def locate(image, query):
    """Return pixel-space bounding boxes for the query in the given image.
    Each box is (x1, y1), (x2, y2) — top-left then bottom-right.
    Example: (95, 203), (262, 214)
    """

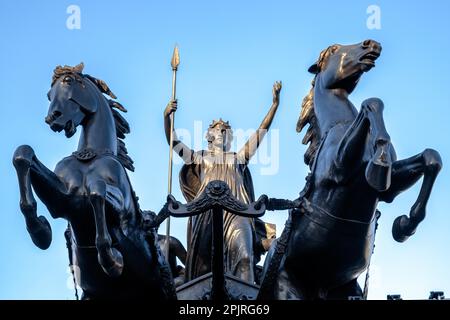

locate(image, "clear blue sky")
(0, 0), (449, 299)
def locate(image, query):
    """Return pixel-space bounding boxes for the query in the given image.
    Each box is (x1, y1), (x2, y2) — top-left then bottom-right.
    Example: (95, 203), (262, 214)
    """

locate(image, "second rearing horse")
(13, 63), (176, 299)
(260, 40), (442, 300)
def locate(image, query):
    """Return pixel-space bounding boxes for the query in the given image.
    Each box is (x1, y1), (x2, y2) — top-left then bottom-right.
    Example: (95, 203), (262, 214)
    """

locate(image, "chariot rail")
(166, 180), (294, 300)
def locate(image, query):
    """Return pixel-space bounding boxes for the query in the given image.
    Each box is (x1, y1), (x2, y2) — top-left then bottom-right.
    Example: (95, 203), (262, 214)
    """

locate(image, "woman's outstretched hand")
(273, 81), (282, 104)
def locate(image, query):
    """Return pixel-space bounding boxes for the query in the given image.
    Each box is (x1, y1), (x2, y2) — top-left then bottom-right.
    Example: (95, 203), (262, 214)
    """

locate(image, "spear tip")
(171, 45), (180, 70)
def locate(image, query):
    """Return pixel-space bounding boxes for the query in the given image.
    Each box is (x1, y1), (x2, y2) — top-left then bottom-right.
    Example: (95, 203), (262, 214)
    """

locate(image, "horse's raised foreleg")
(12, 145), (63, 249)
(335, 105), (371, 174)
(380, 149), (442, 242)
(335, 98), (393, 191)
(88, 180), (124, 277)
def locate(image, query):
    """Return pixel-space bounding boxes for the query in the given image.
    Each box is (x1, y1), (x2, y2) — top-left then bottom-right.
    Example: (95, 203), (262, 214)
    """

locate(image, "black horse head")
(45, 62), (120, 138)
(297, 40), (383, 167)
(309, 40), (382, 94)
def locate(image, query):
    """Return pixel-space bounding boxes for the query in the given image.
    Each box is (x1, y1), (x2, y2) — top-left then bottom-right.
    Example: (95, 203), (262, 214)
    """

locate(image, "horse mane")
(296, 45), (335, 168)
(52, 63), (135, 172)
(296, 82), (319, 168)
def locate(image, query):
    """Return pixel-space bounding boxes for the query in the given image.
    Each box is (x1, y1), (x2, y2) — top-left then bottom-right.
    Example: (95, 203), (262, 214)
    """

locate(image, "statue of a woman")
(163, 82), (281, 284)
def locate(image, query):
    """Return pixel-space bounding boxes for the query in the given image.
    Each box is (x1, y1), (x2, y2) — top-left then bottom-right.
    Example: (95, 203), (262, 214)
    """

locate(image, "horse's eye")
(63, 76), (73, 84)
(331, 45), (339, 53)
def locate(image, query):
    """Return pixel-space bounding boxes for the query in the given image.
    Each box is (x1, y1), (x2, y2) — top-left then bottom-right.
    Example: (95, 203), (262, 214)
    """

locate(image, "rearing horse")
(259, 40), (442, 300)
(13, 63), (175, 299)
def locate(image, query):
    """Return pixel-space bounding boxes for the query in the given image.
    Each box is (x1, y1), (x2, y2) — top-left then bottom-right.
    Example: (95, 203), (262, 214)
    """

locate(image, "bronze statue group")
(12, 39), (442, 300)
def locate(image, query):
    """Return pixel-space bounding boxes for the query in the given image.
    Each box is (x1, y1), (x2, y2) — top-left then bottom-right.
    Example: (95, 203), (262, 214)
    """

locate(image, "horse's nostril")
(45, 111), (62, 124)
(362, 40), (372, 48)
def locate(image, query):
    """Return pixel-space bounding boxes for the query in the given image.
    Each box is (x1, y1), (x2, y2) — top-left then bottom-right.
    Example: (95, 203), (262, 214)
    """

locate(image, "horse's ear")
(308, 63), (320, 74)
(73, 62), (84, 73)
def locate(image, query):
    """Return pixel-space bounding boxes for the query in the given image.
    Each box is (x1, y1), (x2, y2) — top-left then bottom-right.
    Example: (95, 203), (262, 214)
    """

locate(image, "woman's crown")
(209, 118), (231, 129)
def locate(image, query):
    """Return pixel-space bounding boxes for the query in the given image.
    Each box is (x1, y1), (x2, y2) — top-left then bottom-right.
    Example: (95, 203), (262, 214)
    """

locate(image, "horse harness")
(72, 148), (116, 162)
(258, 120), (378, 299)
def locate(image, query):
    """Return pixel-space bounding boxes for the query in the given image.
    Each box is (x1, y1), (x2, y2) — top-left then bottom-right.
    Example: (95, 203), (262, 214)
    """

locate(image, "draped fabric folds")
(179, 151), (274, 283)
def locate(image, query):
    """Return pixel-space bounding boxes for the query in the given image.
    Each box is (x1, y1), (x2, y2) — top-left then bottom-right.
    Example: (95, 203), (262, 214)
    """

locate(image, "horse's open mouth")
(49, 120), (76, 138)
(360, 51), (381, 66)
(64, 120), (77, 138)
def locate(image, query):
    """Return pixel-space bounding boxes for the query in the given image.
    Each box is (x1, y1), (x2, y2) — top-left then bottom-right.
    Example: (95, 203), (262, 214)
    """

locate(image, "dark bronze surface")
(259, 40), (442, 300)
(164, 82), (281, 285)
(167, 180), (268, 300)
(13, 63), (176, 299)
(12, 41), (443, 300)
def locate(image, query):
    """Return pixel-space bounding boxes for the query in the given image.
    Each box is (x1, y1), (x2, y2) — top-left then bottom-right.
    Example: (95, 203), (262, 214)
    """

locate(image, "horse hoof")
(27, 216), (52, 250)
(392, 215), (415, 243)
(98, 247), (124, 277)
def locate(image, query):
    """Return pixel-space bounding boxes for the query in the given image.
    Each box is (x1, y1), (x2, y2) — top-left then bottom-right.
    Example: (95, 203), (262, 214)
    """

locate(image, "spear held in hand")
(165, 46), (180, 260)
